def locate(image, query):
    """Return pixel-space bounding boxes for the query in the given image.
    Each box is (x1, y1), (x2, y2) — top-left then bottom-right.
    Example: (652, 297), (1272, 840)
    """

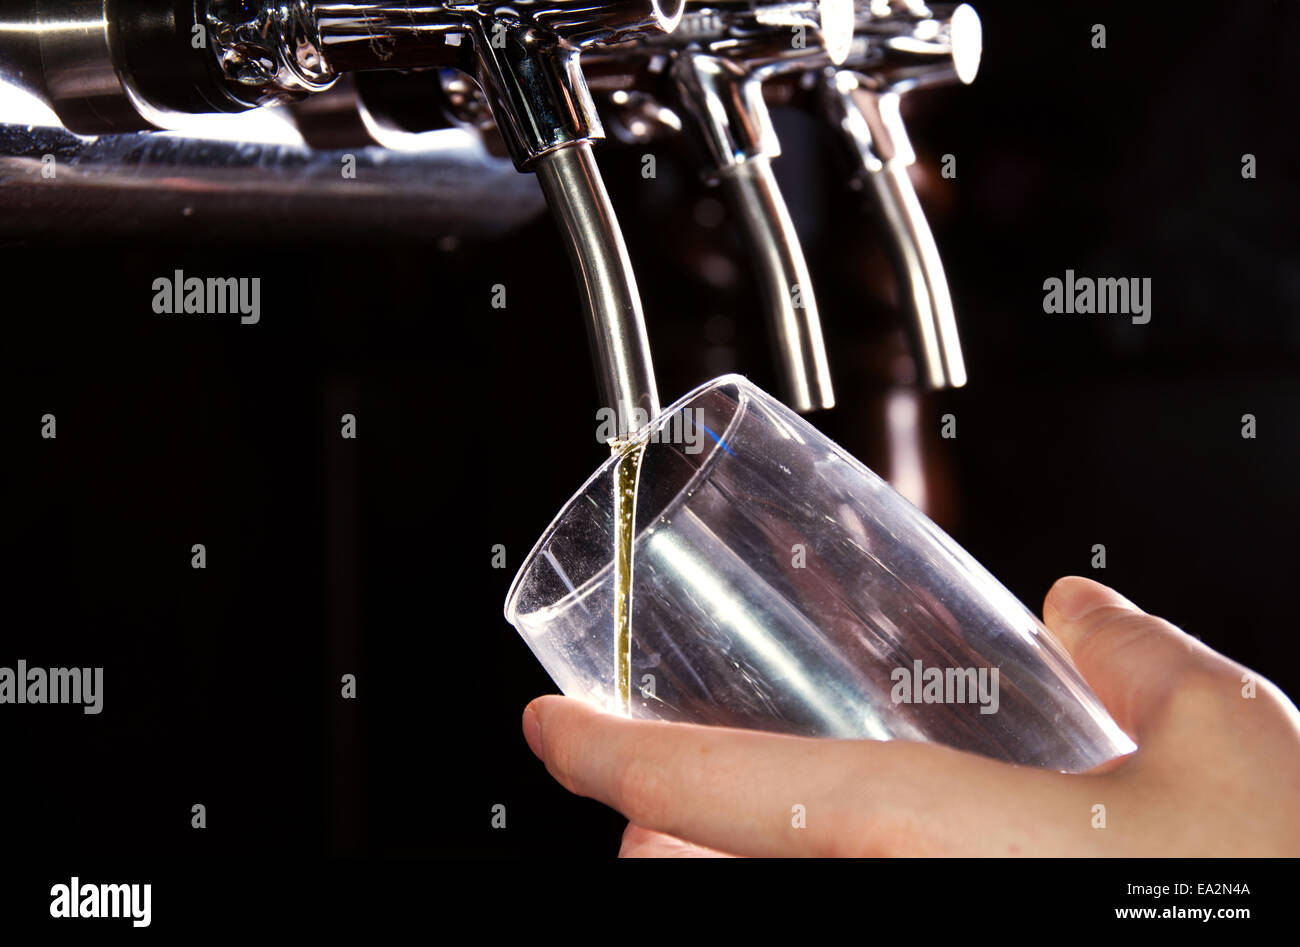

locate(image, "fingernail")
(522, 703), (543, 760)
(1048, 576), (1139, 622)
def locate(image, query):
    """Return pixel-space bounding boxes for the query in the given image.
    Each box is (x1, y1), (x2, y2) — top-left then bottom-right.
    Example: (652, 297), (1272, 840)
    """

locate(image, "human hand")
(521, 576), (1300, 856)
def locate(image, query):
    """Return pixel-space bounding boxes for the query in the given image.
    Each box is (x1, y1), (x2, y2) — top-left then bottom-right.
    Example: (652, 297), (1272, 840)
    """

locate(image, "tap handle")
(719, 156), (836, 412)
(825, 74), (965, 388)
(670, 53), (835, 412)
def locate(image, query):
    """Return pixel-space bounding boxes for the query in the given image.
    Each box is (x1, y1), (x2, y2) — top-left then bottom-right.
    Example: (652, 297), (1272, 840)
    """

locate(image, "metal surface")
(203, 0), (676, 421)
(34, 0), (149, 133)
(844, 0), (981, 91)
(467, 18), (604, 168)
(204, 0), (340, 105)
(825, 76), (964, 387)
(301, 1), (467, 74)
(719, 157), (834, 411)
(822, 1), (980, 388)
(569, 2), (848, 410)
(535, 142), (660, 438)
(0, 117), (546, 240)
(648, 2), (845, 410)
(667, 52), (776, 170)
(195, 0), (684, 166)
(1, 0), (980, 412)
(580, 0), (979, 395)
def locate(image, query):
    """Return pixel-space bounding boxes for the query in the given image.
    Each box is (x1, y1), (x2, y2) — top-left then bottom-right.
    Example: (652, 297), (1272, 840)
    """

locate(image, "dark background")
(1, 0), (1297, 859)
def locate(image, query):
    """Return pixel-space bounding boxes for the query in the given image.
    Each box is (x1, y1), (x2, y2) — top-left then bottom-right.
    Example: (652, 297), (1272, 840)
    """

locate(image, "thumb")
(1042, 576), (1232, 742)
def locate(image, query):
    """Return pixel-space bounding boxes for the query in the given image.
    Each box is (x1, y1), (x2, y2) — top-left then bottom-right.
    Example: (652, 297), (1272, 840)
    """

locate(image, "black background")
(1, 0), (1297, 861)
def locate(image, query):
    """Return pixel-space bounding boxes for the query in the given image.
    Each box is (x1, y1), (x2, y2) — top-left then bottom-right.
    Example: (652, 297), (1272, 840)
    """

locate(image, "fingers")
(524, 695), (852, 856)
(1042, 576), (1238, 741)
(523, 695), (1095, 857)
(521, 578), (1296, 857)
(619, 824), (734, 858)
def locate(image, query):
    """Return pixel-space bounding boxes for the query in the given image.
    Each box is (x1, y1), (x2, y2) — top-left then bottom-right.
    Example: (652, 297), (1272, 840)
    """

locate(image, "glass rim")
(502, 372), (758, 625)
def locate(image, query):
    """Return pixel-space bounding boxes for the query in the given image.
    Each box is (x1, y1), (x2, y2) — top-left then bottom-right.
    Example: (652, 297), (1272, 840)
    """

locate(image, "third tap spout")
(820, 1), (982, 389)
(825, 71), (966, 388)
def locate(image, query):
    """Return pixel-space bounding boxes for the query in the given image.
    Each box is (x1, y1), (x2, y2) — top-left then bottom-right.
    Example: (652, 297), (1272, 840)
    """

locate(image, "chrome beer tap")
(587, 0), (853, 413)
(588, 0), (979, 394)
(817, 0), (981, 389)
(658, 1), (851, 413)
(32, 0), (681, 435)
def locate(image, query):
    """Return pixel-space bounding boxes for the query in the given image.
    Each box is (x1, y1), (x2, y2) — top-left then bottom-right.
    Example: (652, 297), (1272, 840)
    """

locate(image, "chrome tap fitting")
(585, 0), (851, 413)
(191, 0), (675, 433)
(821, 0), (981, 389)
(25, 5), (675, 437)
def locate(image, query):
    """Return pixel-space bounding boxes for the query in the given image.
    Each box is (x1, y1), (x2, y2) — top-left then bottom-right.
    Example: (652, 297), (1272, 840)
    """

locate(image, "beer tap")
(587, 0), (979, 394)
(34, 0), (684, 436)
(818, 0), (981, 389)
(588, 0), (852, 413)
(659, 1), (852, 412)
